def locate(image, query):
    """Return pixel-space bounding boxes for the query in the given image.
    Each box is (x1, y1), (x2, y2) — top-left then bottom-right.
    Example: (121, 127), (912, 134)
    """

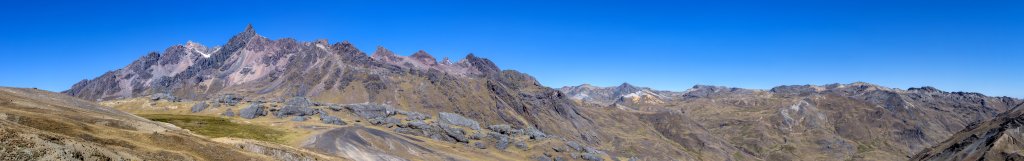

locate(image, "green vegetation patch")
(140, 114), (286, 143)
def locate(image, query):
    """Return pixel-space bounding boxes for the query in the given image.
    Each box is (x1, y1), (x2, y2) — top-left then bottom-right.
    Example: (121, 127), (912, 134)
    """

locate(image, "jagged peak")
(617, 82), (638, 89)
(411, 50), (433, 58)
(244, 24), (255, 33)
(461, 53), (500, 75)
(185, 40), (206, 48)
(334, 40), (355, 49)
(236, 24), (258, 38)
(441, 57), (453, 65)
(373, 46), (395, 55)
(410, 50), (437, 64)
(314, 39), (329, 45)
(908, 86), (942, 93)
(226, 24), (261, 48)
(371, 46), (400, 61)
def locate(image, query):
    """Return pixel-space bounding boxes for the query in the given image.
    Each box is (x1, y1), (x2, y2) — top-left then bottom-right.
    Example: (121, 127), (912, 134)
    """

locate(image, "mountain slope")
(563, 82), (1022, 160)
(63, 25), (599, 143)
(63, 25), (681, 160)
(911, 101), (1024, 161)
(60, 24), (1024, 161)
(0, 87), (339, 161)
(559, 83), (678, 107)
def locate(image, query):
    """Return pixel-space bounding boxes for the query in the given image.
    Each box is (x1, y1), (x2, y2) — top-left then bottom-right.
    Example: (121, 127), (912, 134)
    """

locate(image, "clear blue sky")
(1, 0), (1021, 98)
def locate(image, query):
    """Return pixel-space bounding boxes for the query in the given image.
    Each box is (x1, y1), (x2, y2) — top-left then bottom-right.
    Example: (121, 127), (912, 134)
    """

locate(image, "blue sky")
(0, 0), (1021, 98)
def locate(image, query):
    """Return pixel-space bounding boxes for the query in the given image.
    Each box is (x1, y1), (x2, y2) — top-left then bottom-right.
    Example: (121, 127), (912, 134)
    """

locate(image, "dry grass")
(140, 114), (287, 144)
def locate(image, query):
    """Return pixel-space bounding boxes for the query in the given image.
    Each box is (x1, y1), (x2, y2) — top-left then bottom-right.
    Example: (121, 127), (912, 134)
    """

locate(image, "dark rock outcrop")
(490, 132), (511, 150)
(218, 94), (243, 106)
(222, 108), (235, 117)
(438, 112), (481, 130)
(319, 113), (347, 125)
(344, 103), (396, 119)
(474, 142), (487, 149)
(275, 97), (316, 118)
(190, 102), (208, 113)
(239, 103), (266, 119)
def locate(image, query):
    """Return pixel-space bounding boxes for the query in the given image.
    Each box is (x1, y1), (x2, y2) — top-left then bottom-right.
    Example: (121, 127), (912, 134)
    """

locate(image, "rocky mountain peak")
(616, 90), (666, 106)
(613, 83), (642, 96)
(370, 46), (400, 61)
(185, 40), (203, 48)
(908, 86), (942, 93)
(462, 53), (500, 75)
(225, 24), (263, 50)
(410, 50), (437, 65)
(244, 23), (255, 32)
(682, 85), (756, 98)
(440, 57), (453, 65)
(578, 84), (597, 89)
(617, 82), (635, 88)
(314, 39), (329, 46)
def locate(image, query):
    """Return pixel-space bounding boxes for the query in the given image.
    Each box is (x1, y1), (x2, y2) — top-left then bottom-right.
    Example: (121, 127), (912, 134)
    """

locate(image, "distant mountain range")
(17, 24), (1019, 161)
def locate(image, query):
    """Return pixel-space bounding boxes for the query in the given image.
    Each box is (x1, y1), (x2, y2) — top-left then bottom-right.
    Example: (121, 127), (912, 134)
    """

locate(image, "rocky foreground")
(0, 87), (341, 161)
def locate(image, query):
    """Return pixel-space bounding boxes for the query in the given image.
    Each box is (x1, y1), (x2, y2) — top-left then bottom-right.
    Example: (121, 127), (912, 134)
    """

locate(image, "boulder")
(474, 142), (487, 149)
(422, 124), (455, 142)
(239, 103), (266, 119)
(552, 145), (567, 152)
(438, 112), (481, 130)
(275, 97), (316, 118)
(327, 104), (344, 111)
(190, 102), (208, 113)
(526, 128), (548, 140)
(405, 120), (430, 129)
(344, 103), (397, 119)
(218, 94), (243, 106)
(489, 132), (511, 150)
(488, 124), (523, 135)
(394, 127), (420, 135)
(398, 110), (430, 121)
(222, 108), (235, 117)
(440, 124), (469, 143)
(515, 141), (528, 149)
(534, 155), (553, 161)
(319, 115), (347, 125)
(580, 153), (604, 161)
(368, 117), (401, 127)
(291, 116), (308, 122)
(469, 132), (486, 140)
(566, 141), (583, 151)
(150, 93), (177, 101)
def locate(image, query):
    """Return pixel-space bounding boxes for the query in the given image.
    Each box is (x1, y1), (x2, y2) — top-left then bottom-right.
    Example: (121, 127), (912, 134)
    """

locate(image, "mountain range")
(2, 25), (1019, 161)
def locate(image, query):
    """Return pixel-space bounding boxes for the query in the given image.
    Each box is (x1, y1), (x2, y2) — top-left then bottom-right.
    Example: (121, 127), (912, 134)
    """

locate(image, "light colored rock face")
(559, 83), (681, 106)
(370, 47), (483, 76)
